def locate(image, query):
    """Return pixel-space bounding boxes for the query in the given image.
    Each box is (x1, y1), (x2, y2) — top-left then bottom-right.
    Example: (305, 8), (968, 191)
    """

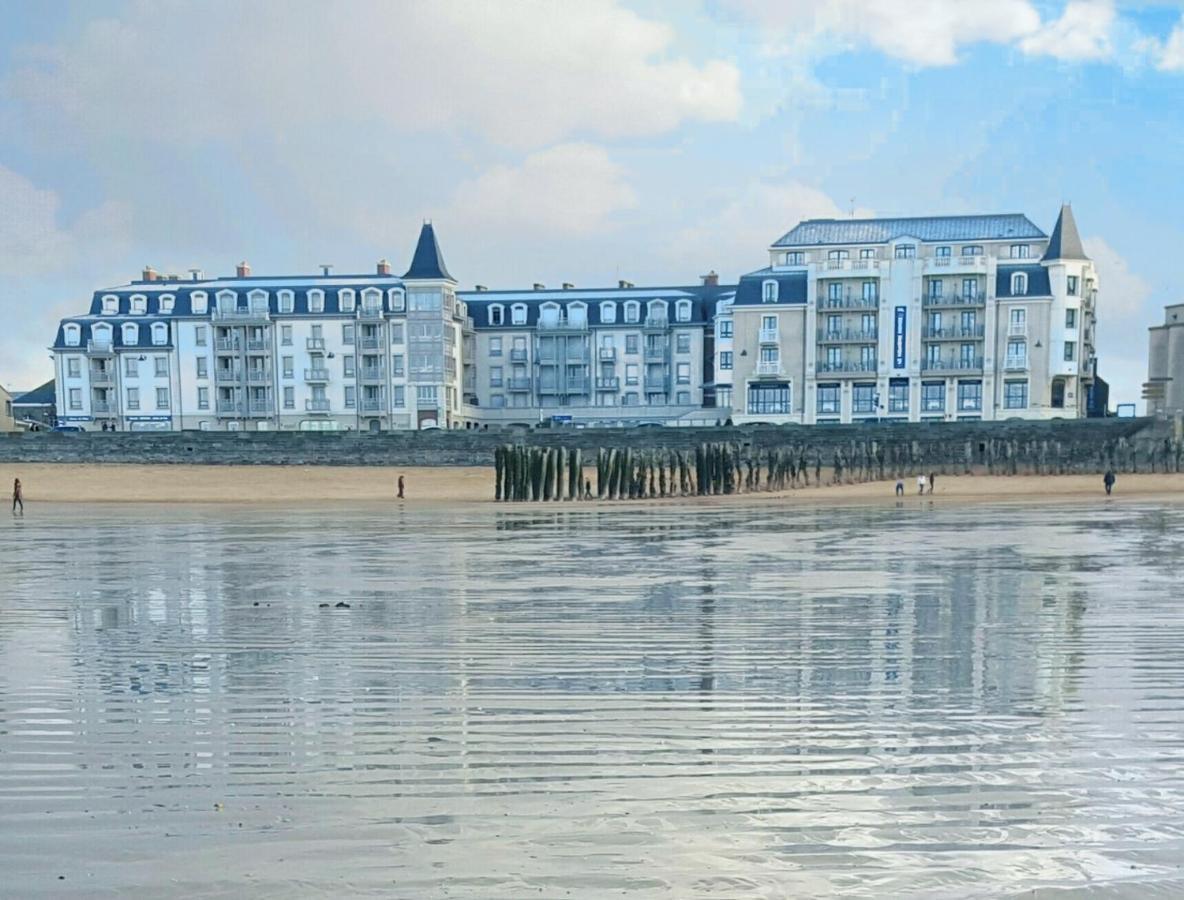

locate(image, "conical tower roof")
(1042, 203), (1088, 261)
(403, 222), (453, 280)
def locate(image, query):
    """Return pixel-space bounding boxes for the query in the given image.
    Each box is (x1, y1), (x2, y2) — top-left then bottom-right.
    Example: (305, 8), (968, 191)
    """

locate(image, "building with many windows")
(50, 206), (1098, 430)
(1144, 302), (1184, 417)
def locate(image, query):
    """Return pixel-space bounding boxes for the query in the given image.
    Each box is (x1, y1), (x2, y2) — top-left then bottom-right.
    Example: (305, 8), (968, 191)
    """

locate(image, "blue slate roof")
(82, 282), (405, 318)
(403, 223), (453, 280)
(53, 320), (175, 350)
(996, 264), (1052, 298)
(732, 270), (807, 306)
(1042, 204), (1088, 261)
(461, 285), (732, 328)
(13, 379), (55, 405)
(773, 214), (1046, 248)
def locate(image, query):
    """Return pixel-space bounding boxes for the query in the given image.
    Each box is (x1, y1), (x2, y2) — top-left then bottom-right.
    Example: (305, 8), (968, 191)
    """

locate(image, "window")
(416, 385), (438, 405)
(888, 380), (908, 413)
(282, 356), (294, 378)
(191, 292), (208, 314)
(1011, 272), (1028, 295)
(1061, 309), (1076, 331)
(786, 251), (805, 265)
(827, 249), (850, 260)
(861, 281), (877, 301)
(389, 289), (405, 312)
(816, 384), (840, 414)
(196, 358), (208, 379)
(860, 345), (875, 367)
(713, 318), (732, 340)
(622, 392), (639, 407)
(279, 386), (293, 409)
(342, 323), (355, 344)
(921, 381), (944, 412)
(392, 354), (404, 376)
(489, 305), (504, 326)
(152, 323), (167, 346)
(676, 391), (691, 405)
(626, 334), (639, 354)
(599, 301), (616, 324)
(894, 244), (916, 259)
(1067, 275), (1079, 296)
(763, 281), (778, 302)
(748, 383), (791, 415)
(390, 323), (404, 344)
(122, 324), (139, 345)
(624, 302), (640, 324)
(957, 381), (982, 411)
(935, 246), (951, 257)
(131, 295), (147, 314)
(489, 366), (503, 387)
(308, 289), (324, 313)
(960, 310), (977, 332)
(861, 313), (876, 334)
(154, 356), (168, 377)
(826, 346), (841, 367)
(190, 325), (206, 348)
(960, 343), (976, 366)
(961, 245), (983, 257)
(928, 280), (943, 299)
(762, 314), (778, 334)
(1006, 339), (1027, 368)
(160, 294), (175, 313)
(69, 388), (82, 410)
(852, 383), (876, 414)
(676, 300), (692, 322)
(392, 386), (405, 408)
(156, 387), (169, 409)
(126, 387), (140, 410)
(719, 351), (733, 370)
(339, 289), (356, 313)
(102, 295), (118, 314)
(1010, 244), (1030, 259)
(65, 324), (81, 346)
(488, 394), (506, 408)
(344, 386), (356, 409)
(625, 363), (639, 385)
(716, 386), (733, 408)
(928, 310), (942, 332)
(676, 362), (691, 384)
(125, 356), (139, 377)
(1064, 341), (1076, 362)
(1004, 380), (1028, 409)
(197, 387), (209, 409)
(511, 304), (527, 325)
(343, 354), (355, 378)
(827, 283), (842, 302)
(279, 290), (294, 313)
(489, 336), (502, 357)
(859, 248), (876, 259)
(676, 333), (691, 353)
(67, 358), (81, 378)
(926, 344), (942, 366)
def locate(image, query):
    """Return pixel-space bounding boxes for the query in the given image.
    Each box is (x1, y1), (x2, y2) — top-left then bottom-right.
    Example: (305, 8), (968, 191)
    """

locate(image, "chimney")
(319, 264), (333, 276)
(189, 268), (203, 281)
(474, 285), (488, 292)
(142, 265), (158, 282)
(533, 283), (545, 291)
(377, 258), (392, 276)
(618, 279), (633, 289)
(236, 260), (251, 278)
(701, 270), (719, 287)
(562, 282), (574, 290)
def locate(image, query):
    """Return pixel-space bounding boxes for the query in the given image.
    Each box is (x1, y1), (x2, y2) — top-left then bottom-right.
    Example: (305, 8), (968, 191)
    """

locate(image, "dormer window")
(339, 288), (356, 312)
(159, 294), (175, 313)
(646, 299), (667, 323)
(894, 244), (916, 259)
(191, 291), (208, 314)
(624, 301), (640, 323)
(361, 288), (382, 313)
(247, 289), (269, 314)
(762, 281), (778, 303)
(101, 294), (118, 315)
(489, 304), (504, 326)
(216, 290), (238, 313)
(539, 302), (561, 327)
(567, 301), (587, 327)
(278, 290), (294, 313)
(122, 323), (139, 345)
(675, 299), (692, 322)
(308, 289), (325, 313)
(151, 323), (168, 346)
(388, 288), (405, 312)
(511, 303), (527, 326)
(599, 301), (616, 324)
(64, 324), (81, 346)
(130, 294), (147, 315)
(1011, 272), (1028, 296)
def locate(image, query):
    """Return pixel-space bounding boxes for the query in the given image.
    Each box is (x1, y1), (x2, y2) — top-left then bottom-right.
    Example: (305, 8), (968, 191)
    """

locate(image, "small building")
(12, 380), (56, 429)
(0, 384), (14, 432)
(1144, 303), (1184, 416)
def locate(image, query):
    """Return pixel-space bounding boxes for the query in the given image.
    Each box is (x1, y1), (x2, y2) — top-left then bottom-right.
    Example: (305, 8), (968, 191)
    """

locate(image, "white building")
(51, 207), (1099, 430)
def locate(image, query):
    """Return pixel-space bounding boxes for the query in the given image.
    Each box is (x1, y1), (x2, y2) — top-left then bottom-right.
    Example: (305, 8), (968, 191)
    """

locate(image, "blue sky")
(2, 0), (1182, 408)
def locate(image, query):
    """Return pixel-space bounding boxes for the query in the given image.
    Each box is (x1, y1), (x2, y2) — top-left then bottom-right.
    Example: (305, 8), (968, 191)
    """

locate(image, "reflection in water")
(3, 500), (1184, 897)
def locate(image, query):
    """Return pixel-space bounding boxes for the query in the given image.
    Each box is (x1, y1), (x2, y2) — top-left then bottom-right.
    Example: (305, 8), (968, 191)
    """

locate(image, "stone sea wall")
(0, 418), (1178, 474)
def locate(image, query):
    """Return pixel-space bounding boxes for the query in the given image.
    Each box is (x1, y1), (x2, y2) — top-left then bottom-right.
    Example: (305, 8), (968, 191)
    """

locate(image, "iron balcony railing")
(922, 293), (983, 308)
(216, 400), (243, 415)
(596, 377), (620, 390)
(359, 336), (382, 350)
(305, 398), (331, 412)
(89, 369), (114, 385)
(820, 296), (878, 310)
(921, 358), (984, 373)
(357, 307), (384, 320)
(852, 258), (880, 270)
(304, 368), (330, 382)
(922, 325), (985, 340)
(537, 318), (588, 331)
(817, 328), (878, 343)
(643, 316), (669, 330)
(360, 366), (386, 381)
(91, 401), (114, 414)
(212, 307), (270, 322)
(86, 340), (114, 355)
(246, 339), (269, 352)
(816, 360), (878, 373)
(644, 347), (666, 362)
(246, 369), (271, 384)
(215, 338), (241, 353)
(247, 400), (272, 416)
(360, 398), (384, 412)
(1008, 322), (1028, 337)
(215, 368), (243, 383)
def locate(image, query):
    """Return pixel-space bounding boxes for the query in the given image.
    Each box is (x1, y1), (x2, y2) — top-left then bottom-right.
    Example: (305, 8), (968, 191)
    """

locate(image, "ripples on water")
(2, 499), (1184, 898)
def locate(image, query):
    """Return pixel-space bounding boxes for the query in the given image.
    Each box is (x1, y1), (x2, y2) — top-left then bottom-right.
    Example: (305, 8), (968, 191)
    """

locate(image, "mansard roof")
(733, 269), (808, 306)
(1042, 203), (1089, 261)
(403, 223), (453, 280)
(996, 264), (1052, 298)
(773, 214), (1046, 248)
(461, 284), (732, 328)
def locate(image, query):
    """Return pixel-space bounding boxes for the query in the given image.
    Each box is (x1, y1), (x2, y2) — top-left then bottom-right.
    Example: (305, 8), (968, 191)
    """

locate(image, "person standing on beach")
(895, 480), (904, 496)
(928, 472), (936, 494)
(916, 474), (926, 495)
(1104, 469), (1116, 496)
(12, 478), (23, 514)
(397, 475), (405, 499)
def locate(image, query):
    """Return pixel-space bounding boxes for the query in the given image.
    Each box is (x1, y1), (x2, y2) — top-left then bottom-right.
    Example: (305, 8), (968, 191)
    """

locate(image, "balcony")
(817, 328), (878, 343)
(304, 368), (330, 382)
(215, 338), (241, 353)
(86, 340), (114, 355)
(1004, 356), (1029, 371)
(921, 358), (984, 374)
(644, 347), (666, 362)
(759, 328), (779, 343)
(214, 368), (243, 383)
(816, 360), (878, 374)
(91, 401), (114, 414)
(507, 377), (532, 391)
(643, 316), (669, 330)
(596, 377), (620, 390)
(305, 398), (331, 413)
(922, 293), (984, 308)
(565, 378), (590, 394)
(360, 398), (384, 413)
(820, 295), (878, 311)
(756, 361), (783, 377)
(216, 400), (243, 416)
(213, 307), (270, 323)
(359, 336), (382, 350)
(246, 399), (272, 417)
(306, 337), (326, 351)
(537, 317), (587, 331)
(358, 306), (384, 320)
(922, 325), (985, 340)
(598, 347), (617, 361)
(825, 259), (850, 271)
(510, 348), (528, 362)
(852, 258), (880, 270)
(246, 369), (271, 384)
(645, 377), (670, 393)
(246, 339), (269, 352)
(360, 365), (386, 382)
(89, 369), (114, 386)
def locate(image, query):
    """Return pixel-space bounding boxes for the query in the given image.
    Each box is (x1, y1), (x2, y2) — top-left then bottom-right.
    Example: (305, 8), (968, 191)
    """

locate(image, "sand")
(4, 462), (1184, 506)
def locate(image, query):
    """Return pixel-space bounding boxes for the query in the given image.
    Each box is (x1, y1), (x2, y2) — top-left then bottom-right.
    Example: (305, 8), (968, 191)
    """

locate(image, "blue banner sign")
(893, 306), (907, 369)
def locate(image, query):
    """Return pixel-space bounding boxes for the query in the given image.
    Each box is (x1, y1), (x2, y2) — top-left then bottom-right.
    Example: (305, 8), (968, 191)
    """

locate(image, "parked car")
(52, 424), (84, 432)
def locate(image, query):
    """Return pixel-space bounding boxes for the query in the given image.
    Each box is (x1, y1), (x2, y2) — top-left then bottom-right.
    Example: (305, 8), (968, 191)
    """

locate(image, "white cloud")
(449, 144), (638, 237)
(5, 0), (741, 150)
(1020, 0), (1115, 62)
(1084, 235), (1153, 409)
(1153, 16), (1184, 71)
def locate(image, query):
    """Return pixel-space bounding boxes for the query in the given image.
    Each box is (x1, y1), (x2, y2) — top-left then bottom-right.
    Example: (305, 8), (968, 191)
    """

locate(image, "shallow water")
(2, 499), (1184, 898)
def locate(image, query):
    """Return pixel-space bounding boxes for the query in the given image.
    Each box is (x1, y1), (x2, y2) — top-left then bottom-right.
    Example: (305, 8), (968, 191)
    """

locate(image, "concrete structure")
(1144, 303), (1184, 416)
(0, 385), (15, 432)
(49, 206), (1098, 431)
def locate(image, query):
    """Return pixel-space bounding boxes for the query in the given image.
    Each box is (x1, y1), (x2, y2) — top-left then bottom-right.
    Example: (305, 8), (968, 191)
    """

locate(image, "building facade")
(0, 385), (14, 432)
(1144, 303), (1184, 416)
(50, 206), (1098, 431)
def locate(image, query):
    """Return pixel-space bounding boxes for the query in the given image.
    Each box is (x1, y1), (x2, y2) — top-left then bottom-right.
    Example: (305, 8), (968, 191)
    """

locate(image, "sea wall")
(0, 418), (1177, 474)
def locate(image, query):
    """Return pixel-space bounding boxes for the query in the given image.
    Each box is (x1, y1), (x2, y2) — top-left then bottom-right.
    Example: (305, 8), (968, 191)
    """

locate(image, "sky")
(1, 0), (1182, 408)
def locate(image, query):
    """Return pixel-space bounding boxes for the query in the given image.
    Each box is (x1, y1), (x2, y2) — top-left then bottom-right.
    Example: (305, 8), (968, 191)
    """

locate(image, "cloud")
(1152, 16), (1184, 71)
(1020, 0), (1115, 62)
(5, 0), (741, 150)
(1084, 235), (1153, 409)
(449, 144), (638, 237)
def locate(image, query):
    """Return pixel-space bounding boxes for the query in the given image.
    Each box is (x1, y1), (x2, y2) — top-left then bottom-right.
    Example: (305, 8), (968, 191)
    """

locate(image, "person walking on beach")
(12, 478), (23, 515)
(1104, 469), (1116, 496)
(916, 474), (926, 495)
(397, 475), (405, 500)
(928, 472), (936, 495)
(895, 479), (904, 496)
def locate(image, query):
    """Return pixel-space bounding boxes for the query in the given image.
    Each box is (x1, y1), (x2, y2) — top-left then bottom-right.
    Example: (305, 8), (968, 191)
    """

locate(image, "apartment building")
(50, 206), (1098, 430)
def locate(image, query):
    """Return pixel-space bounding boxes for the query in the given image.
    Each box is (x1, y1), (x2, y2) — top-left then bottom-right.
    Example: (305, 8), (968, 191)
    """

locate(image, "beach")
(4, 461), (1184, 505)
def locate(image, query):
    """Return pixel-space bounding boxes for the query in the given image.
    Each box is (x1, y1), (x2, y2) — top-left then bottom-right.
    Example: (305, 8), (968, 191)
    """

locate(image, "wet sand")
(3, 462), (1184, 506)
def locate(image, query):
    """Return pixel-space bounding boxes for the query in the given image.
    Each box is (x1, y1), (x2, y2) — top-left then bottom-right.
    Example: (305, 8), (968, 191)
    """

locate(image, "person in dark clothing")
(12, 478), (23, 514)
(397, 475), (405, 499)
(928, 472), (936, 494)
(895, 480), (904, 496)
(1103, 469), (1116, 495)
